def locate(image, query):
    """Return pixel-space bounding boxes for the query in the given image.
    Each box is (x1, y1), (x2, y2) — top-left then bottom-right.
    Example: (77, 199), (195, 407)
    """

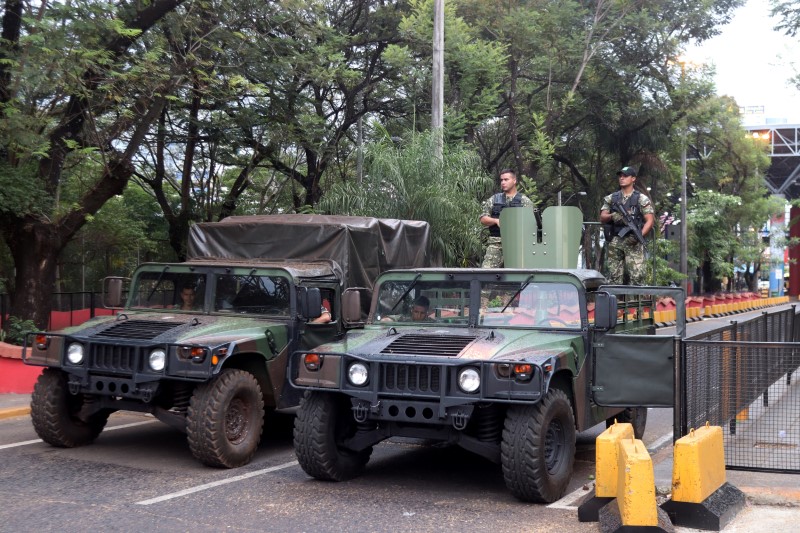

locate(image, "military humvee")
(23, 215), (434, 468)
(289, 207), (684, 502)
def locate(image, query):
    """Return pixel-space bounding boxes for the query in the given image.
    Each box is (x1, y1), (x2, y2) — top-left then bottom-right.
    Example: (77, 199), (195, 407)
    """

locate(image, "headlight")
(66, 343), (84, 364)
(458, 367), (481, 393)
(347, 362), (369, 386)
(148, 349), (166, 371)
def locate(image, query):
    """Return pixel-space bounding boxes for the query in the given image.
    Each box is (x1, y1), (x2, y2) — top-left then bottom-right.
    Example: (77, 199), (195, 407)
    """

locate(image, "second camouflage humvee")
(288, 207), (685, 502)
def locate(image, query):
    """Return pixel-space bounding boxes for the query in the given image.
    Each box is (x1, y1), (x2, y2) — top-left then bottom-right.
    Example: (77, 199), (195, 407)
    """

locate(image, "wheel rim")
(544, 418), (565, 473)
(225, 396), (250, 444)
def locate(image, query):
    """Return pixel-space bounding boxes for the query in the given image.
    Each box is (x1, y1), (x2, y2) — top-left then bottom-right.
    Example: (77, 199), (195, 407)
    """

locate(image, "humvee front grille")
(380, 334), (477, 357)
(90, 344), (137, 374)
(381, 364), (441, 393)
(92, 320), (183, 341)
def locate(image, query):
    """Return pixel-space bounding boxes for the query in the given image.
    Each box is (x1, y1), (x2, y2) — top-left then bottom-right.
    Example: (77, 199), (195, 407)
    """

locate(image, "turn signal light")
(514, 364), (532, 374)
(304, 353), (323, 371)
(35, 334), (49, 350)
(514, 363), (533, 382)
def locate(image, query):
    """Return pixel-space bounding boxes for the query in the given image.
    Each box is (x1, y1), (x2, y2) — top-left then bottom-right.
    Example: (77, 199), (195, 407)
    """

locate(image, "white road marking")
(135, 460), (299, 505)
(548, 431), (674, 510)
(647, 431), (674, 453)
(0, 420), (155, 450)
(548, 484), (592, 509)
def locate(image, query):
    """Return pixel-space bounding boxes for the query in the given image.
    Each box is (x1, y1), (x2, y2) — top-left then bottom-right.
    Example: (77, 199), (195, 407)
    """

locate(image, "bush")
(0, 316), (38, 346)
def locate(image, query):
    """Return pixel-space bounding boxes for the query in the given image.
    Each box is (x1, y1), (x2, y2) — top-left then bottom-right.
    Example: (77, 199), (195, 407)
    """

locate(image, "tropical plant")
(319, 130), (496, 266)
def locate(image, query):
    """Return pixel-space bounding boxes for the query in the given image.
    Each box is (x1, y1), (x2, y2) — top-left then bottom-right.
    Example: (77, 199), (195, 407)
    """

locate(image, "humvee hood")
(66, 313), (286, 345)
(315, 326), (579, 361)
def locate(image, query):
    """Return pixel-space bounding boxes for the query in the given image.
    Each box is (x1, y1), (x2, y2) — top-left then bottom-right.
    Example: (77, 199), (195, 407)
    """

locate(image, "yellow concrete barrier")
(662, 424), (746, 529)
(595, 422), (634, 497)
(616, 438), (658, 526)
(672, 424), (725, 503)
(704, 305), (712, 317)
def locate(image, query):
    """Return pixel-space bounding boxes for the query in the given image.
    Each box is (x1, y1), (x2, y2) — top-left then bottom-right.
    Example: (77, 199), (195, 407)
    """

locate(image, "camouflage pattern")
(606, 234), (648, 285)
(480, 193), (534, 268)
(481, 237), (504, 268)
(602, 190), (653, 285)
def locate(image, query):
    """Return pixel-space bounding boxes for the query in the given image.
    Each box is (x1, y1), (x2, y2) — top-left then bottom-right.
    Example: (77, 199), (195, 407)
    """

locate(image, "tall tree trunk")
(4, 218), (61, 329)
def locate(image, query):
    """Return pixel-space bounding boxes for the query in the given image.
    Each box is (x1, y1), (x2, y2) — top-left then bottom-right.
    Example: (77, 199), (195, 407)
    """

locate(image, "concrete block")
(672, 425), (725, 503)
(578, 421), (634, 522)
(617, 438), (658, 527)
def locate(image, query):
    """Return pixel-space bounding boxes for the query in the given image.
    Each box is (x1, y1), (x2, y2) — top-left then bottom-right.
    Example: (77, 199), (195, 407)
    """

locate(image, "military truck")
(23, 215), (434, 468)
(289, 207), (685, 502)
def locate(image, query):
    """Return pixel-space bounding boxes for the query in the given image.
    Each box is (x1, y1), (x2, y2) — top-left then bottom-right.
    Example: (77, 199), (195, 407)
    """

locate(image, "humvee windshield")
(128, 270), (292, 316)
(373, 278), (581, 328)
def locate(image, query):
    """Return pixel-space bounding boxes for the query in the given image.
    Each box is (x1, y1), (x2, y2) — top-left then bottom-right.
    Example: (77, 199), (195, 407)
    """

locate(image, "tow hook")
(353, 400), (378, 422)
(450, 409), (470, 430)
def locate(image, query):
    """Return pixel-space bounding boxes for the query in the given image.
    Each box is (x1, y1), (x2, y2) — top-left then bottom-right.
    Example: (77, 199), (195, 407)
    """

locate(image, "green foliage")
(319, 130), (493, 266)
(0, 161), (50, 215)
(0, 316), (37, 346)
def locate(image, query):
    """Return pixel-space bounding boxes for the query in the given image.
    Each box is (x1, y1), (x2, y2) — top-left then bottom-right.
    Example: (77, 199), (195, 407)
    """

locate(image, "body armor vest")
(489, 193), (524, 237)
(608, 190), (644, 239)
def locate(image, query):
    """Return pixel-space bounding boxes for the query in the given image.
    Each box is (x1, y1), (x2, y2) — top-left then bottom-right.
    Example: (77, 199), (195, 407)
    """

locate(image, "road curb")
(0, 406), (30, 420)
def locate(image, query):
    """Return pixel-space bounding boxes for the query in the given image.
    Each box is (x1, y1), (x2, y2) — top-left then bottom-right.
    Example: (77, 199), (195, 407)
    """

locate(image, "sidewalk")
(0, 392), (31, 420)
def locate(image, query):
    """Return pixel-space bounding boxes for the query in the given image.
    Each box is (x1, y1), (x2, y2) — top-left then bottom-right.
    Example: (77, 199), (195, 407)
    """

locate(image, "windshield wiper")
(390, 273), (423, 312)
(500, 274), (535, 313)
(145, 266), (170, 303)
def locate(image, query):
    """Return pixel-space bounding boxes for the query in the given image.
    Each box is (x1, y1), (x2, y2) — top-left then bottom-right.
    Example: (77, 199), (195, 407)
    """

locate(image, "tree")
(319, 130), (495, 266)
(0, 0), (186, 328)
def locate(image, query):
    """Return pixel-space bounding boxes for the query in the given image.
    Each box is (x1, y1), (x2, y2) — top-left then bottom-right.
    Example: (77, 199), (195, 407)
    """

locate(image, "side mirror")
(342, 288), (364, 325)
(299, 287), (322, 320)
(103, 277), (128, 309)
(594, 292), (618, 330)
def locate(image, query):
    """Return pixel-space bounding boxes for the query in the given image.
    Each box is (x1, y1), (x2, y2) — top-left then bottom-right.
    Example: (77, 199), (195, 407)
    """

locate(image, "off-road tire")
(606, 407), (648, 439)
(501, 388), (576, 503)
(30, 368), (109, 447)
(187, 369), (264, 468)
(293, 391), (372, 481)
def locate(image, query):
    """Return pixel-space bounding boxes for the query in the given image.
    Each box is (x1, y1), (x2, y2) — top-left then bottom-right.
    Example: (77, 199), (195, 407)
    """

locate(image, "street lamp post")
(680, 127), (688, 293)
(676, 55), (698, 295)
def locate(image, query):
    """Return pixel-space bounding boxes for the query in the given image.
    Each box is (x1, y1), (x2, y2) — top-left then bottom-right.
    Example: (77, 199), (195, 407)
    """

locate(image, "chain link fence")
(681, 307), (800, 472)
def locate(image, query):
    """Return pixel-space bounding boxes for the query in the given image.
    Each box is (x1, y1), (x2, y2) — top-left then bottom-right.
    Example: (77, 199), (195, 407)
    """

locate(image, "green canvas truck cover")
(187, 215), (435, 291)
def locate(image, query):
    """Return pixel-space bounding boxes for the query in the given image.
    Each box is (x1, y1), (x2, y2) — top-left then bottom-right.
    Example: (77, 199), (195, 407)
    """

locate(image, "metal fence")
(0, 291), (106, 330)
(680, 307), (800, 473)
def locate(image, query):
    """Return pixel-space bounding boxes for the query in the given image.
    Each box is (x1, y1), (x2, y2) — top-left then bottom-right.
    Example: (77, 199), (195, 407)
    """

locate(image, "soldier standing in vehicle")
(479, 169), (536, 268)
(599, 166), (655, 285)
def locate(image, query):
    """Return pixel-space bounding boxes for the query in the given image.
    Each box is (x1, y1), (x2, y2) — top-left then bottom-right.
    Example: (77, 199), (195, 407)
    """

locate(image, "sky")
(690, 0), (800, 125)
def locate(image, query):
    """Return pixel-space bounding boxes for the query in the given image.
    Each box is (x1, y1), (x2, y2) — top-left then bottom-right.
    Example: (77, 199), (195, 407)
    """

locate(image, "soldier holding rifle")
(600, 166), (654, 285)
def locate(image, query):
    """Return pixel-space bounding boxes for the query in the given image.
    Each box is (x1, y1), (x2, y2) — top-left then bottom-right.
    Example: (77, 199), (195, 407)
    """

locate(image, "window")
(213, 274), (290, 316)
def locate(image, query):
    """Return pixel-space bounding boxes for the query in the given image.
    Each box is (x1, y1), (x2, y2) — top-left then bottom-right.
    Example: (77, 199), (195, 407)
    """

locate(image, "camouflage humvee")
(23, 215), (434, 468)
(288, 207), (684, 502)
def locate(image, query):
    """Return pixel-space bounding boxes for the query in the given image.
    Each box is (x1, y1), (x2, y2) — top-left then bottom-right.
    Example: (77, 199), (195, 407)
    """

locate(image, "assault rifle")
(611, 201), (646, 246)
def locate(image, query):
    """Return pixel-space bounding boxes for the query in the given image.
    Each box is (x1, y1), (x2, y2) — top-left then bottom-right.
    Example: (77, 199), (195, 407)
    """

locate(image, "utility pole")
(432, 0), (444, 160)
(681, 127), (688, 294)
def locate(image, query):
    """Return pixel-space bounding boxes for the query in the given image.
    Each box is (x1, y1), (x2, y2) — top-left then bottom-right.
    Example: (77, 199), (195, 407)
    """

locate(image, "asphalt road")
(0, 406), (674, 533)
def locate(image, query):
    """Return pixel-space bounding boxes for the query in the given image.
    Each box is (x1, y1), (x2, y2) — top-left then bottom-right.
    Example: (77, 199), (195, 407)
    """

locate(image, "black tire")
(187, 369), (265, 468)
(30, 368), (109, 447)
(501, 388), (576, 503)
(606, 407), (648, 440)
(293, 391), (372, 481)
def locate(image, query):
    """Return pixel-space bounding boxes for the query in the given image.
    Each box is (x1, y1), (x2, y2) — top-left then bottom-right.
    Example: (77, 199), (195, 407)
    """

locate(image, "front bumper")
(290, 351), (549, 427)
(24, 333), (215, 401)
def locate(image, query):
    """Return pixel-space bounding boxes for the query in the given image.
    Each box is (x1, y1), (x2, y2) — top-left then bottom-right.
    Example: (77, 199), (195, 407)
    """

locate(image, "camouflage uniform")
(480, 193), (534, 268)
(601, 191), (653, 285)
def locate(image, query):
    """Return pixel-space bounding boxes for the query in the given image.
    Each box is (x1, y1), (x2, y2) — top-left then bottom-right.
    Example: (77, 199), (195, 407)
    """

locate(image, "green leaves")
(320, 131), (492, 266)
